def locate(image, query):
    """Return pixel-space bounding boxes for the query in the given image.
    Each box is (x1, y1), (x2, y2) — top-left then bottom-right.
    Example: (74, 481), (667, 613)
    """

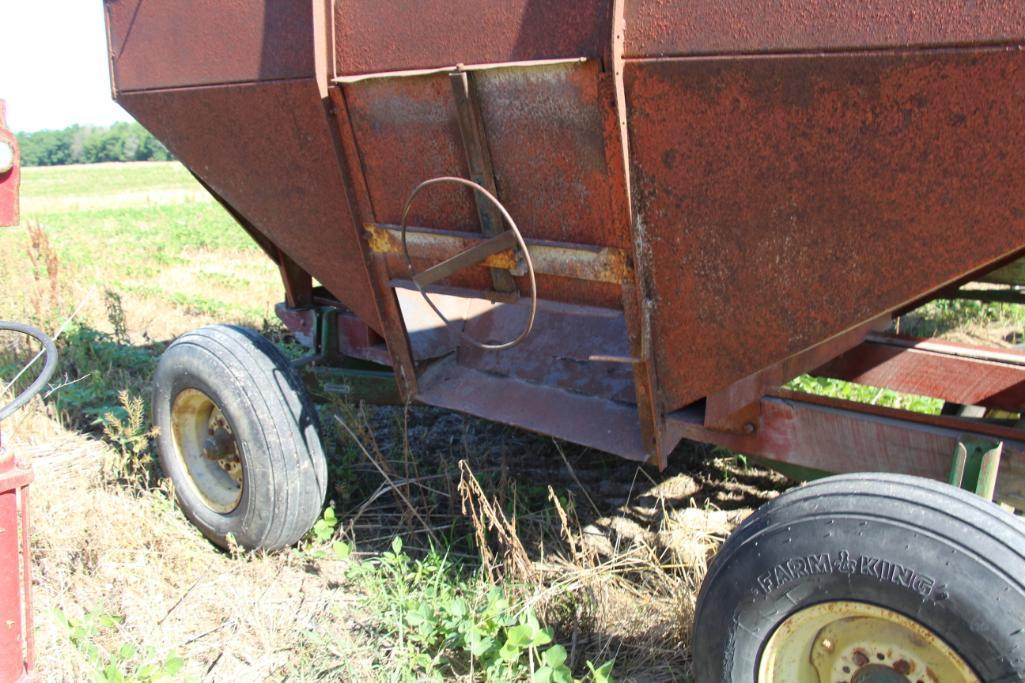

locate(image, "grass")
(4, 161), (1022, 681)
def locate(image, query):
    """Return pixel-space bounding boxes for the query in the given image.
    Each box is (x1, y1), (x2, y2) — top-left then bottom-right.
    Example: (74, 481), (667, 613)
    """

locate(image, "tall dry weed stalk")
(458, 459), (533, 583)
(26, 221), (61, 328)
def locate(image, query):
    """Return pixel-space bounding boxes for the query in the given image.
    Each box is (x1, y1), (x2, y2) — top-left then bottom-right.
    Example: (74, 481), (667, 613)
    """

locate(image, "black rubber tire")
(692, 473), (1025, 682)
(153, 324), (327, 551)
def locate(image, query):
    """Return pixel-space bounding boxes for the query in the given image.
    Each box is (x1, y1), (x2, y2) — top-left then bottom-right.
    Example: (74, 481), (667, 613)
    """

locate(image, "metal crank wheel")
(400, 176), (537, 351)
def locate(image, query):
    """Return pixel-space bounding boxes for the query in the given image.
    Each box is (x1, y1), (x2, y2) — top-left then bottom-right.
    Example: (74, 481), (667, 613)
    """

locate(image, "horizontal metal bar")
(815, 334), (1025, 411)
(665, 391), (1025, 508)
(865, 333), (1025, 366)
(365, 223), (632, 284)
(948, 287), (1025, 305)
(980, 256), (1025, 286)
(333, 57), (587, 84)
(412, 231), (518, 288)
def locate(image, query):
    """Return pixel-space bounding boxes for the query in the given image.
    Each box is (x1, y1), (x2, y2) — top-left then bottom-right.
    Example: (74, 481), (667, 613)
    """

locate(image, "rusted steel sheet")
(624, 1), (1025, 58)
(365, 224), (632, 285)
(327, 86), (419, 394)
(104, 0), (326, 92)
(665, 393), (1025, 508)
(418, 355), (648, 462)
(334, 0), (611, 76)
(118, 80), (383, 333)
(342, 75), (478, 233)
(449, 71), (517, 293)
(0, 101), (19, 228)
(703, 316), (889, 433)
(344, 62), (628, 248)
(626, 48), (1025, 414)
(344, 61), (630, 309)
(457, 298), (636, 403)
(815, 335), (1025, 412)
(473, 61), (630, 250)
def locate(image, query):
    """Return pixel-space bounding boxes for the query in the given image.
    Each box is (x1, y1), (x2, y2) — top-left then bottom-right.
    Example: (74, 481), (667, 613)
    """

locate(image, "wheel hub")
(852, 665), (909, 683)
(757, 601), (978, 683)
(170, 388), (243, 513)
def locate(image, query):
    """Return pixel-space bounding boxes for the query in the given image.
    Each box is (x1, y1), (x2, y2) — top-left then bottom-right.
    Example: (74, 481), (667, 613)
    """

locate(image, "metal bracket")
(291, 306), (341, 369)
(949, 437), (1002, 501)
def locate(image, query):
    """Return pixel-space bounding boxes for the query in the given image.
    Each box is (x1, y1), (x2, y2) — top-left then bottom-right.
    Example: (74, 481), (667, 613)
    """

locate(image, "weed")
(24, 221), (62, 330)
(101, 391), (158, 487)
(786, 374), (942, 414)
(52, 323), (155, 427)
(104, 289), (130, 345)
(346, 537), (615, 681)
(51, 609), (189, 682)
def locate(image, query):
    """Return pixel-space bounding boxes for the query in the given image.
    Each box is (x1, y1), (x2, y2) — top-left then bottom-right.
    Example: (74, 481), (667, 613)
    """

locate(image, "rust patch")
(624, 0), (1025, 58)
(626, 48), (1025, 413)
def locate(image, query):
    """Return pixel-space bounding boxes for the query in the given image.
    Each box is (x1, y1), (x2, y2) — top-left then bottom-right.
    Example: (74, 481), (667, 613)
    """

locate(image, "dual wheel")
(152, 326), (1025, 680)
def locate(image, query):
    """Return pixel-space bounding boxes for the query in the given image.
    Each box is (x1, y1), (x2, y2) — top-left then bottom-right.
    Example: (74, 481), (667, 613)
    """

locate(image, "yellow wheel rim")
(757, 601), (978, 683)
(170, 388), (244, 513)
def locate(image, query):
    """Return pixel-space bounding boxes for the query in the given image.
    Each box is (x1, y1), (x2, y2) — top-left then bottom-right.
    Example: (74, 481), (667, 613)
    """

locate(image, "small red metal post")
(0, 431), (33, 683)
(0, 98), (32, 683)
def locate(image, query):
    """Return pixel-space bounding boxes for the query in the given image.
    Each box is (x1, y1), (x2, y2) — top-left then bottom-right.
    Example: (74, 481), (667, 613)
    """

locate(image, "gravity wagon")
(105, 2), (1025, 680)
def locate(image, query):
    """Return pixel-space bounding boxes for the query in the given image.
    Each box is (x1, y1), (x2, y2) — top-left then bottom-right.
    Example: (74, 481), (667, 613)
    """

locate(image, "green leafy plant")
(104, 288), (130, 345)
(347, 537), (615, 681)
(298, 506), (354, 561)
(52, 609), (188, 682)
(311, 506), (338, 543)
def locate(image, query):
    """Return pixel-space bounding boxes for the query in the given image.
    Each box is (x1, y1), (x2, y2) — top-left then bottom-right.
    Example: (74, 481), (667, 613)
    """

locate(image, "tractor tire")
(153, 324), (326, 551)
(692, 473), (1025, 682)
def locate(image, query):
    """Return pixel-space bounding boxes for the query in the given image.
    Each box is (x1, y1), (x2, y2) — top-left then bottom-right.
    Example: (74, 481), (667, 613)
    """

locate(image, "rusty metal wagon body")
(104, 3), (1025, 680)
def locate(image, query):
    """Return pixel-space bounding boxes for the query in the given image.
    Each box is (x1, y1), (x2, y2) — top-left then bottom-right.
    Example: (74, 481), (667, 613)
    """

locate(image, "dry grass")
(21, 415), (366, 681)
(10, 399), (766, 681)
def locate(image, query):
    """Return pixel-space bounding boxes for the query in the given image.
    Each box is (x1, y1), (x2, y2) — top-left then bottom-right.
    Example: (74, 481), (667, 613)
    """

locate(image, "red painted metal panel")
(624, 0), (1025, 58)
(0, 101), (20, 228)
(625, 48), (1025, 414)
(475, 61), (630, 250)
(118, 80), (383, 333)
(665, 394), (1025, 506)
(105, 0), (319, 92)
(815, 335), (1025, 412)
(344, 61), (630, 308)
(0, 442), (33, 681)
(334, 0), (612, 76)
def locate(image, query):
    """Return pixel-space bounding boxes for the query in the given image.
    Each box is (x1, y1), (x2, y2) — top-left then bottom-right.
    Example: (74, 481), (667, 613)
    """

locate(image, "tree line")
(16, 122), (173, 166)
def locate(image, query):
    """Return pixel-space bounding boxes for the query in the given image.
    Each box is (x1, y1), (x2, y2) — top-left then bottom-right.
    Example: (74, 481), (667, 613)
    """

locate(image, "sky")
(1, 1), (134, 132)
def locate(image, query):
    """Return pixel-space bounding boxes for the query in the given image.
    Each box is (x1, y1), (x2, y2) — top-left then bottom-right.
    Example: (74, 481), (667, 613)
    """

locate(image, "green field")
(2, 162), (283, 426)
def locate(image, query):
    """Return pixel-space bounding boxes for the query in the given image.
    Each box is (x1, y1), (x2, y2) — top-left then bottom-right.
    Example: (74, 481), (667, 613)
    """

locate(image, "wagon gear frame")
(106, 2), (1025, 681)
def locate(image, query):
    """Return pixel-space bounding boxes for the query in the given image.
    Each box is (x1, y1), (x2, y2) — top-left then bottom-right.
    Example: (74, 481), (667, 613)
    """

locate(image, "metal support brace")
(449, 69), (517, 294)
(949, 437), (1002, 501)
(291, 306), (341, 369)
(290, 308), (401, 403)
